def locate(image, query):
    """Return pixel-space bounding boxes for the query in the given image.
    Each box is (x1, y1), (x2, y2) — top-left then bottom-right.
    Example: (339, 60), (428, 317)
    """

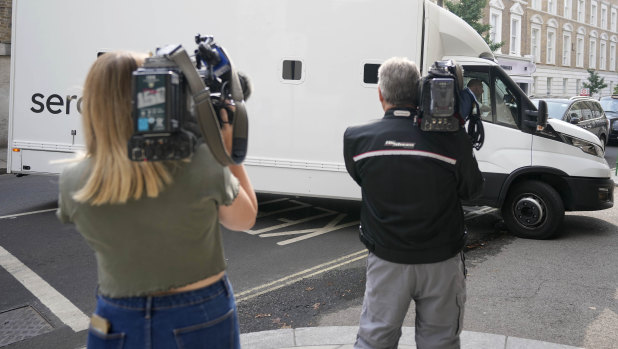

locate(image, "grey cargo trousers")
(355, 252), (466, 349)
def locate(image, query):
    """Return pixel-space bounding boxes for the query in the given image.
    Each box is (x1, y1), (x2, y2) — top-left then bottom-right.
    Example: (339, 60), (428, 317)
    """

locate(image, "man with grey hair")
(343, 57), (483, 348)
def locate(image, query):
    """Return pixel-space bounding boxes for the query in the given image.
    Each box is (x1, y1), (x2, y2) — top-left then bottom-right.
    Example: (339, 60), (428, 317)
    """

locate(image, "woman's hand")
(218, 103), (234, 155)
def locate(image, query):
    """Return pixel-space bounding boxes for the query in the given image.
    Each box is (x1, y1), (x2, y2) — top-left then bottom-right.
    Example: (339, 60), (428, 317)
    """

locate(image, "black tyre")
(502, 180), (564, 239)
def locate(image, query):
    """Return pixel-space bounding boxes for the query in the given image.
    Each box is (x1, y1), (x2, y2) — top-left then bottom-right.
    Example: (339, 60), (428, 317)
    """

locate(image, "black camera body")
(418, 60), (463, 132)
(129, 35), (240, 162)
(130, 63), (194, 161)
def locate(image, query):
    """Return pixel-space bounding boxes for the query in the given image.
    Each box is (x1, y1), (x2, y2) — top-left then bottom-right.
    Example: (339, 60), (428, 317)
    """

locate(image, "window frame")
(564, 0), (572, 19)
(578, 0), (586, 22)
(490, 8), (503, 50)
(510, 15), (522, 55)
(610, 41), (617, 71)
(590, 37), (597, 69)
(531, 24), (542, 62)
(600, 40), (607, 70)
(547, 27), (557, 64)
(591, 1), (598, 26)
(562, 31), (572, 66)
(576, 34), (585, 67)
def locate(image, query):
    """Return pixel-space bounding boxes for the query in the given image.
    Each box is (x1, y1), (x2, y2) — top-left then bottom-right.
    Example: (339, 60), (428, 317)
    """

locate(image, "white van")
(6, 0), (613, 239)
(453, 57), (613, 239)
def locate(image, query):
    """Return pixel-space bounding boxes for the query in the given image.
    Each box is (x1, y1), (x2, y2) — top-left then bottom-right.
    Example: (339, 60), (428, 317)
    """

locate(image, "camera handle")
(168, 45), (248, 166)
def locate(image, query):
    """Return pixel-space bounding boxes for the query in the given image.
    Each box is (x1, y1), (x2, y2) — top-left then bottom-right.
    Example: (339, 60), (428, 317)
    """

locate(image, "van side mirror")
(536, 100), (548, 131)
(570, 113), (580, 124)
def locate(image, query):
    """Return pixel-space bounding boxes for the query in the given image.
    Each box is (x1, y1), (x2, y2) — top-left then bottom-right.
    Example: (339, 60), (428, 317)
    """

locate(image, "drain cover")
(0, 306), (53, 346)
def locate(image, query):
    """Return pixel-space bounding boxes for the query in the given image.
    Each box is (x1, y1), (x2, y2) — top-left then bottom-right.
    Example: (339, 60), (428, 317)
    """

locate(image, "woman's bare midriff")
(150, 271), (226, 296)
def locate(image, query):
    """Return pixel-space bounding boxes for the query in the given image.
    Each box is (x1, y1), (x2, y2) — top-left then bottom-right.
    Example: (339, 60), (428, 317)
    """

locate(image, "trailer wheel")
(502, 180), (564, 239)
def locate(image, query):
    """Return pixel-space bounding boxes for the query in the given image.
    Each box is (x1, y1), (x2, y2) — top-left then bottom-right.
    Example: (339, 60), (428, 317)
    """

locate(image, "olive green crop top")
(57, 144), (239, 298)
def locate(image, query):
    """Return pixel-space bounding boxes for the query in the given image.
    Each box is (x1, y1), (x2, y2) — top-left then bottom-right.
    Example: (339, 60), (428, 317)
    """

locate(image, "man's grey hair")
(378, 57), (421, 106)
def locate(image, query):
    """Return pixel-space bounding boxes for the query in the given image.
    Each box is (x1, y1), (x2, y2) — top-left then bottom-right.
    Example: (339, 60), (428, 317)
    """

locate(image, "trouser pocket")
(87, 328), (125, 349)
(173, 309), (236, 349)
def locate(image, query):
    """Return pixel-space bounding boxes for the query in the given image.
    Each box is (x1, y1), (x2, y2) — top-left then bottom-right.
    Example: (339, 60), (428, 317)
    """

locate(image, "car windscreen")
(600, 98), (618, 112)
(544, 101), (570, 119)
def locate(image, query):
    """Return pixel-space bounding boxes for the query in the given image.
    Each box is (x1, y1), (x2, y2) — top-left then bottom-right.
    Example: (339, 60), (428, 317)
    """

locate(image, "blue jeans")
(88, 276), (240, 349)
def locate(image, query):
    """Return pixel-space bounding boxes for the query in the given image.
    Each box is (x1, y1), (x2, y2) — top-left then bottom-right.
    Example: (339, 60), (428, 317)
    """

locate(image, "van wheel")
(599, 135), (606, 152)
(502, 180), (564, 239)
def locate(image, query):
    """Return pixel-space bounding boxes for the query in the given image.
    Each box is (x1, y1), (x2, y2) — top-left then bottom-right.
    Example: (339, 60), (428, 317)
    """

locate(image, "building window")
(532, 76), (538, 95)
(564, 0), (572, 19)
(601, 5), (608, 29)
(590, 38), (597, 69)
(576, 79), (582, 94)
(578, 0), (586, 22)
(548, 0), (557, 14)
(612, 9), (617, 32)
(490, 9), (502, 50)
(510, 16), (522, 55)
(547, 29), (556, 64)
(576, 35), (585, 67)
(563, 78), (568, 95)
(547, 77), (553, 95)
(563, 32), (572, 66)
(531, 0), (541, 10)
(282, 60), (303, 80)
(591, 1), (598, 26)
(600, 41), (607, 70)
(611, 42), (617, 71)
(531, 26), (541, 62)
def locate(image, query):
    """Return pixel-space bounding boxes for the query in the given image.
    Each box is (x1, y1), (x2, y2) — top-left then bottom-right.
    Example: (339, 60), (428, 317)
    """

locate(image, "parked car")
(531, 96), (609, 150)
(599, 95), (618, 144)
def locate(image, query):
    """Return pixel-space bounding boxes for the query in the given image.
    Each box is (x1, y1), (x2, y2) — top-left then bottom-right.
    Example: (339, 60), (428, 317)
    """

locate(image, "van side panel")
(9, 0), (424, 199)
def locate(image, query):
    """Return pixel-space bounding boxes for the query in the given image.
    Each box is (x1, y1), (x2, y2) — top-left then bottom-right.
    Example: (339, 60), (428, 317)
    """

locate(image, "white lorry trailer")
(7, 0), (614, 239)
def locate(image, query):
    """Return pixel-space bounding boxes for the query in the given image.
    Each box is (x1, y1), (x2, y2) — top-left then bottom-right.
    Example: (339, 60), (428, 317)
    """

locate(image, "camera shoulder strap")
(168, 46), (248, 166)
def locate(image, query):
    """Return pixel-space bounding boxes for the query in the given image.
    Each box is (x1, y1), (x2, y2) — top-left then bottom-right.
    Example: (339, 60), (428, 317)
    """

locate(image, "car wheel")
(502, 180), (564, 240)
(599, 135), (606, 152)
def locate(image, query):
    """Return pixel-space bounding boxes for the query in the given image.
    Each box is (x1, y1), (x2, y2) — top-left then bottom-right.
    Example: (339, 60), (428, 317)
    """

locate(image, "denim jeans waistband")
(98, 275), (231, 311)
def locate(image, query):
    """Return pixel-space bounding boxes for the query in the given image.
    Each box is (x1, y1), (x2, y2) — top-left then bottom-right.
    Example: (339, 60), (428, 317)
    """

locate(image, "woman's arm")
(217, 106), (258, 231)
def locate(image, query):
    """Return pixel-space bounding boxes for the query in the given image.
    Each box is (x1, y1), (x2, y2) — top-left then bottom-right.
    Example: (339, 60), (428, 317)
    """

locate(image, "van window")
(463, 68), (519, 128)
(494, 77), (519, 127)
(463, 75), (491, 121)
(282, 60), (303, 80)
(363, 64), (380, 84)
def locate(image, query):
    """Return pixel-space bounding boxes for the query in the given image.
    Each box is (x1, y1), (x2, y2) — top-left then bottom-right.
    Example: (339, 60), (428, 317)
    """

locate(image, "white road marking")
(464, 206), (498, 219)
(235, 250), (367, 303)
(0, 208), (57, 220)
(257, 200), (311, 218)
(264, 214), (359, 246)
(0, 245), (90, 332)
(247, 207), (337, 235)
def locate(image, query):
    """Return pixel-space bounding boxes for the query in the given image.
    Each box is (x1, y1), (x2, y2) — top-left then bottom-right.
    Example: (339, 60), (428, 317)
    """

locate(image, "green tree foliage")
(445, 0), (504, 51)
(583, 69), (608, 96)
(613, 84), (618, 95)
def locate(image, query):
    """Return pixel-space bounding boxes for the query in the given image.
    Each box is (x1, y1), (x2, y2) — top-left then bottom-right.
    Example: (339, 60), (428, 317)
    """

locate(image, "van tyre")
(502, 180), (564, 239)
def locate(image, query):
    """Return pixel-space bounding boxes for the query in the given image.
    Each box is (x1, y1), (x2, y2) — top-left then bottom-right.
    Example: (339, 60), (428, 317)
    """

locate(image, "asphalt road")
(0, 171), (617, 348)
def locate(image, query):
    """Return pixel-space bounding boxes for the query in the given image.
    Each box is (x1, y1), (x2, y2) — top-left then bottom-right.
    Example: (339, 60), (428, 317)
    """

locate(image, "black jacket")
(343, 108), (484, 264)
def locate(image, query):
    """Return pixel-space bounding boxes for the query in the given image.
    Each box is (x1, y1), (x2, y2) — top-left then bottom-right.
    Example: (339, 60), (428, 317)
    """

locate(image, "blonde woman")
(57, 51), (257, 348)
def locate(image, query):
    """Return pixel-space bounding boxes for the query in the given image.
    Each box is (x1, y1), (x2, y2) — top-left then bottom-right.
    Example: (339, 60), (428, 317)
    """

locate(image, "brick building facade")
(485, 0), (618, 97)
(0, 0), (11, 147)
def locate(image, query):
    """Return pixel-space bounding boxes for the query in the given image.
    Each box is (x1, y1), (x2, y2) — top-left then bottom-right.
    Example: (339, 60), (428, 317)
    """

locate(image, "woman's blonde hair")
(73, 51), (172, 205)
